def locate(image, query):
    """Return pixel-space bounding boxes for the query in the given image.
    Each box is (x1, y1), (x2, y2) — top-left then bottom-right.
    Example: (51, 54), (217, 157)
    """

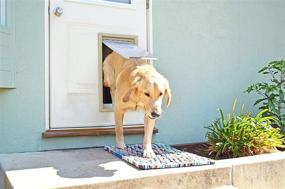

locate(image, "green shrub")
(206, 100), (285, 159)
(245, 60), (285, 130)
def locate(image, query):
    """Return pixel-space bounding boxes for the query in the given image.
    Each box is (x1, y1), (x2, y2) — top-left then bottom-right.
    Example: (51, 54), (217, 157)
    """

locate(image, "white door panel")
(50, 0), (147, 128)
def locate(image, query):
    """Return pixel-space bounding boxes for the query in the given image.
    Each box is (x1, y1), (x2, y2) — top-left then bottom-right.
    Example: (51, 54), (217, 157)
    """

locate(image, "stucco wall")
(0, 0), (284, 153)
(0, 0), (47, 152)
(152, 0), (285, 144)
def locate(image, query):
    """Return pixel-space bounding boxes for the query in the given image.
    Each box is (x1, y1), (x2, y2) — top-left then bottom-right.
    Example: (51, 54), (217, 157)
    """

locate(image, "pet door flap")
(103, 40), (156, 60)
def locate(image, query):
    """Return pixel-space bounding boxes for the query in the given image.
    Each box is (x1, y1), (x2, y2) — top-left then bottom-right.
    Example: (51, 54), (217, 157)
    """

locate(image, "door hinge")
(146, 0), (149, 10)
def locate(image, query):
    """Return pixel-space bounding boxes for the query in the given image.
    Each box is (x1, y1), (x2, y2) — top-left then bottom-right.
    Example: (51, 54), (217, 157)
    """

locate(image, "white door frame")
(44, 0), (50, 130)
(44, 0), (153, 130)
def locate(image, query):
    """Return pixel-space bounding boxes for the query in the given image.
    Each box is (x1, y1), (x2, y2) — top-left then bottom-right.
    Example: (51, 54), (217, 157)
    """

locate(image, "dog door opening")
(102, 44), (113, 106)
(98, 33), (138, 112)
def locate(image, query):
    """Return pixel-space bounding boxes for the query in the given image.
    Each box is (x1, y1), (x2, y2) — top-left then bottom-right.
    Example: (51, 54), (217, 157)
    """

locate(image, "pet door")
(98, 33), (155, 112)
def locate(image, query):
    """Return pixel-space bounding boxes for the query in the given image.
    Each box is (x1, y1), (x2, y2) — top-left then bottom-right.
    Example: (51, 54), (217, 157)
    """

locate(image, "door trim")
(45, 0), (153, 130)
(45, 0), (50, 130)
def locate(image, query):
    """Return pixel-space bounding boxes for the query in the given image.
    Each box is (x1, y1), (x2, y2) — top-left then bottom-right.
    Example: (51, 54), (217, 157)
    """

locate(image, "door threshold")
(42, 125), (158, 138)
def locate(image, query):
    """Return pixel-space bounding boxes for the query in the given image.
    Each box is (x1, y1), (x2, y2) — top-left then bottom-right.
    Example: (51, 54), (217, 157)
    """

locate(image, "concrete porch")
(0, 148), (285, 189)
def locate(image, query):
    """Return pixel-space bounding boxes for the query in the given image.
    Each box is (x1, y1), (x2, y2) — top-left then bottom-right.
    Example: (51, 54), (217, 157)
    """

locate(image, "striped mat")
(104, 143), (215, 170)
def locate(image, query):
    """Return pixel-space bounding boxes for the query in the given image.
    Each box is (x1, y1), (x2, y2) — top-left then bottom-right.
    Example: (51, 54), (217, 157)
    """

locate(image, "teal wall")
(0, 0), (47, 153)
(0, 0), (285, 153)
(152, 0), (285, 144)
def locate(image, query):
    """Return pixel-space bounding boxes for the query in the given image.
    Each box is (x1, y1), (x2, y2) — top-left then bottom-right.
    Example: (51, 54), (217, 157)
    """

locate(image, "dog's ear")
(122, 72), (142, 103)
(164, 78), (171, 108)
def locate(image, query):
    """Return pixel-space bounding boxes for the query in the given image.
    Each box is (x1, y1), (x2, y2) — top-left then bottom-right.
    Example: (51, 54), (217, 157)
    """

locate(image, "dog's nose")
(151, 112), (160, 118)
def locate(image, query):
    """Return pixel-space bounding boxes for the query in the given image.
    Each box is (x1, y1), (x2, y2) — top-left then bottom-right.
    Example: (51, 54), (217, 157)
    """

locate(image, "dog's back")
(103, 52), (127, 89)
(103, 52), (152, 89)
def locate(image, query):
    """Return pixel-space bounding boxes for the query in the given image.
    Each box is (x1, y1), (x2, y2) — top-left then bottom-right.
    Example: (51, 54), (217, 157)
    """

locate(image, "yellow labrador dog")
(103, 52), (171, 158)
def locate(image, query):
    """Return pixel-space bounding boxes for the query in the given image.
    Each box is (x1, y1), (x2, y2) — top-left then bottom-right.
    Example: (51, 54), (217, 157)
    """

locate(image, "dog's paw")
(143, 148), (156, 158)
(116, 142), (126, 149)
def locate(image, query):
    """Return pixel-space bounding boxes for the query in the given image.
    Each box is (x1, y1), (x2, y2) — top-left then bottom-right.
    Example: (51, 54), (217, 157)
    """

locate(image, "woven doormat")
(104, 143), (215, 170)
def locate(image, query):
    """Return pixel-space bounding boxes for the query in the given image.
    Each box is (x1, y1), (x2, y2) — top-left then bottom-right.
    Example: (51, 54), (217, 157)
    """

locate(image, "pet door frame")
(98, 33), (138, 112)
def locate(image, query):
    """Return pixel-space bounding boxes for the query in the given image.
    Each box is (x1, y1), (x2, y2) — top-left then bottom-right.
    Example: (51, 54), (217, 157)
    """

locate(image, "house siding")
(152, 0), (285, 144)
(0, 0), (284, 153)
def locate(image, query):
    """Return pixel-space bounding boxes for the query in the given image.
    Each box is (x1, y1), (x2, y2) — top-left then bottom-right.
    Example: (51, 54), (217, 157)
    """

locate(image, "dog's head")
(123, 66), (171, 119)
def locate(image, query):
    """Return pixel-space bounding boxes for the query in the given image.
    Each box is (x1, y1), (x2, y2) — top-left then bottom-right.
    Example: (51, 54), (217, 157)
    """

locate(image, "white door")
(49, 0), (148, 128)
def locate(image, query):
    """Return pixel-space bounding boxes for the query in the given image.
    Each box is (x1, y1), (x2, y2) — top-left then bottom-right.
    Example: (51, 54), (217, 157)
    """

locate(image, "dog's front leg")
(115, 109), (125, 149)
(143, 114), (156, 158)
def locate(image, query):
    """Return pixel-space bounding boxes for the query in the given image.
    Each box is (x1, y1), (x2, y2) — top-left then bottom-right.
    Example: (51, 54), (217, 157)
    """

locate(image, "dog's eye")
(144, 92), (150, 97)
(159, 92), (163, 96)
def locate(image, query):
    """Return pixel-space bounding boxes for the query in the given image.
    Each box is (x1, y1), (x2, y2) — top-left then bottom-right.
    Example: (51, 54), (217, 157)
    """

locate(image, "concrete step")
(0, 148), (231, 189)
(1, 148), (285, 189)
